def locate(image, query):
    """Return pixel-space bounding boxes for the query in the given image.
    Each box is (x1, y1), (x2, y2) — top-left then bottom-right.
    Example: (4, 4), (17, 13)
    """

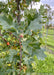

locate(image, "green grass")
(32, 53), (54, 74)
(47, 41), (54, 47)
(43, 36), (54, 52)
(42, 28), (54, 52)
(42, 29), (54, 35)
(47, 38), (54, 43)
(47, 46), (54, 51)
(31, 28), (54, 74)
(44, 37), (54, 43)
(44, 35), (54, 39)
(48, 29), (54, 35)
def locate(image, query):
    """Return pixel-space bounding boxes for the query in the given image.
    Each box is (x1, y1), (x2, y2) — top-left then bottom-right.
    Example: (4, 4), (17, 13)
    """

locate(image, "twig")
(19, 38), (22, 71)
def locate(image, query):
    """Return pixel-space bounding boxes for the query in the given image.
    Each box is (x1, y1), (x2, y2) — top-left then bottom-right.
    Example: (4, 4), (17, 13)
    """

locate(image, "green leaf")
(0, 71), (6, 75)
(0, 15), (10, 30)
(29, 17), (42, 31)
(8, 49), (17, 62)
(34, 48), (46, 60)
(23, 56), (29, 64)
(0, 15), (13, 26)
(35, 0), (40, 2)
(8, 14), (13, 25)
(8, 26), (17, 32)
(26, 0), (31, 5)
(0, 15), (17, 32)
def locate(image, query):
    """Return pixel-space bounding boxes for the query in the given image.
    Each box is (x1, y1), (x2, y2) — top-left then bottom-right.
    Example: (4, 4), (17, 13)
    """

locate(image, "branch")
(16, 0), (22, 74)
(19, 38), (22, 70)
(16, 0), (20, 23)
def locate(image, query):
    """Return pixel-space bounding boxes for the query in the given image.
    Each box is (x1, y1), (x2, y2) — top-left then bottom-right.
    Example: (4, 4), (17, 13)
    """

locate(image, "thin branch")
(19, 38), (22, 70)
(16, 0), (20, 23)
(16, 0), (22, 74)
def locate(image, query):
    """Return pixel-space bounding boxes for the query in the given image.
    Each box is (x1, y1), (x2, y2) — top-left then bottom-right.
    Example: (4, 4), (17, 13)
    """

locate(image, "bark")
(16, 0), (20, 23)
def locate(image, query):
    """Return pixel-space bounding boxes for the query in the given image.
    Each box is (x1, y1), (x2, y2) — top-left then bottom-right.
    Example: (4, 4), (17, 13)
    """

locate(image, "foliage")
(0, 0), (46, 74)
(32, 52), (54, 74)
(0, 2), (9, 14)
(39, 4), (53, 28)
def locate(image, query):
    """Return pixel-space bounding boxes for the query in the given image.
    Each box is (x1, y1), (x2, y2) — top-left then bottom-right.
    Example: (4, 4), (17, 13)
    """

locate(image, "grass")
(31, 28), (54, 74)
(43, 34), (54, 39)
(42, 28), (54, 52)
(47, 42), (54, 47)
(44, 37), (54, 43)
(31, 52), (54, 75)
(47, 46), (54, 52)
(42, 28), (54, 35)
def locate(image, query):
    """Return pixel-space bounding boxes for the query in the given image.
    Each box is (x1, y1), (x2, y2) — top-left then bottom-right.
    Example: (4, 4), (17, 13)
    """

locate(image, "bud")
(7, 64), (11, 67)
(20, 34), (24, 38)
(7, 42), (10, 45)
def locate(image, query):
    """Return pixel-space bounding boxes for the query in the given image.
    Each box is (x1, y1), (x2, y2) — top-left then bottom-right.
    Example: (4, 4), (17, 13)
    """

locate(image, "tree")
(0, 0), (46, 75)
(39, 4), (53, 50)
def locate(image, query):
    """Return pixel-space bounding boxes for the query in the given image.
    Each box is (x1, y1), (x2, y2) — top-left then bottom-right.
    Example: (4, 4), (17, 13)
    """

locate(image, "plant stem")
(16, 0), (20, 23)
(17, 38), (22, 75)
(16, 0), (22, 74)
